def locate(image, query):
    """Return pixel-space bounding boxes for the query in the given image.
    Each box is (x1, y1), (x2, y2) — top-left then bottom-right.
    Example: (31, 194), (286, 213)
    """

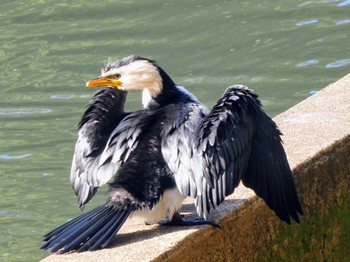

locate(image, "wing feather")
(70, 88), (144, 208)
(242, 111), (303, 223)
(161, 87), (252, 217)
(191, 86), (255, 217)
(164, 85), (301, 223)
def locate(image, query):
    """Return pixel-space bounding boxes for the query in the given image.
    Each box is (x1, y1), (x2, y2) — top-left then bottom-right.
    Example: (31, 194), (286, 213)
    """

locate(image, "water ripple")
(309, 90), (320, 95)
(296, 60), (319, 67)
(336, 19), (350, 25)
(323, 0), (340, 3)
(325, 59), (350, 68)
(0, 154), (32, 160)
(296, 19), (318, 26)
(183, 77), (204, 84)
(338, 0), (350, 6)
(50, 94), (75, 100)
(0, 108), (51, 115)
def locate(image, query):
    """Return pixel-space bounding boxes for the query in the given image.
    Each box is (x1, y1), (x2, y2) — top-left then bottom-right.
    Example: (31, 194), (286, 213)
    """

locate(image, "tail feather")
(42, 206), (110, 250)
(42, 206), (105, 241)
(77, 209), (128, 252)
(41, 205), (131, 253)
(52, 208), (116, 253)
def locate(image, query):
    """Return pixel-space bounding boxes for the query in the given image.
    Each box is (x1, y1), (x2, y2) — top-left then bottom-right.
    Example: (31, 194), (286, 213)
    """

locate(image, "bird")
(41, 55), (302, 254)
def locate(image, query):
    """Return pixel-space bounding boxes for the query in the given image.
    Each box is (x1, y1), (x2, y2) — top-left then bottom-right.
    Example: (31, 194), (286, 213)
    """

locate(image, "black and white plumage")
(41, 55), (302, 254)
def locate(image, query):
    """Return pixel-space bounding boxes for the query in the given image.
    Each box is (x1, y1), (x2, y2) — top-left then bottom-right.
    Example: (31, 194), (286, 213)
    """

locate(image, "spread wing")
(242, 93), (303, 224)
(70, 87), (143, 208)
(164, 85), (302, 223)
(193, 86), (255, 218)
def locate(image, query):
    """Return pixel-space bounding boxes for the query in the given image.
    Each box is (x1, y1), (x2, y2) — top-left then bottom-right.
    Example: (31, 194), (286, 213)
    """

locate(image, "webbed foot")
(159, 212), (220, 228)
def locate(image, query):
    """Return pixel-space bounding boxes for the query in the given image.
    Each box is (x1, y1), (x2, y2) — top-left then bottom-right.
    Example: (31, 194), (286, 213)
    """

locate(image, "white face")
(101, 60), (163, 97)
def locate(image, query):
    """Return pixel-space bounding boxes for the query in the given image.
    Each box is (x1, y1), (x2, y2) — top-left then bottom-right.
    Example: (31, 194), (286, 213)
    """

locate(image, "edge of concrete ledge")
(41, 73), (350, 262)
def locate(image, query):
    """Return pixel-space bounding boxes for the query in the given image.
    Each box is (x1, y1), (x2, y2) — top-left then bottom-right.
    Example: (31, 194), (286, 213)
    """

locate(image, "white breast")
(130, 187), (185, 224)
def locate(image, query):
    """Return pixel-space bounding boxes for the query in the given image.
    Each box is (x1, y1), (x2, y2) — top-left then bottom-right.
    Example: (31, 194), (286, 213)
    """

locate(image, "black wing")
(165, 85), (302, 223)
(242, 95), (303, 224)
(70, 87), (143, 208)
(193, 86), (255, 218)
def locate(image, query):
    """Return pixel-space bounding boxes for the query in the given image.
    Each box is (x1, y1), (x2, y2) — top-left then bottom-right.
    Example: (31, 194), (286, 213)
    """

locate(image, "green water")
(0, 0), (349, 261)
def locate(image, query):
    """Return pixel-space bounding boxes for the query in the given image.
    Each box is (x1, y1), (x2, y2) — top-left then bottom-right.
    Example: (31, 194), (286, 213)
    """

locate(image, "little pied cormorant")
(41, 55), (302, 254)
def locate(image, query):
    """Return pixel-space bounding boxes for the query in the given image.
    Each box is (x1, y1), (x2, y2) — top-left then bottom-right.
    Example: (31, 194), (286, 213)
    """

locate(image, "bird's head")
(86, 55), (168, 107)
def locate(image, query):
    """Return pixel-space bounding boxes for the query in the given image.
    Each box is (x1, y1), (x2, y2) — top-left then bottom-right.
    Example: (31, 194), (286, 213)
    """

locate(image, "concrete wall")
(42, 74), (350, 262)
(156, 135), (350, 262)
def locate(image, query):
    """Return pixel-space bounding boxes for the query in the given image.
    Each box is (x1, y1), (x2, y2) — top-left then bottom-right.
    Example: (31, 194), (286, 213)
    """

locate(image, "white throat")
(142, 88), (155, 108)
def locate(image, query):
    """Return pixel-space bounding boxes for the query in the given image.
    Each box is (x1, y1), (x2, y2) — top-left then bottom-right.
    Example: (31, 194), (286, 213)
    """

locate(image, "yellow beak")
(86, 77), (122, 87)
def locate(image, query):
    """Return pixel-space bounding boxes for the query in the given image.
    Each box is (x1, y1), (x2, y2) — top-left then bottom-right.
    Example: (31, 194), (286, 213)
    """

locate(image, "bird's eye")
(115, 73), (121, 78)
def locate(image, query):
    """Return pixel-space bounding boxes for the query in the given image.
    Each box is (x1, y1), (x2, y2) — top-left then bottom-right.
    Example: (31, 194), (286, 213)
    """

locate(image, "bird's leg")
(159, 212), (220, 228)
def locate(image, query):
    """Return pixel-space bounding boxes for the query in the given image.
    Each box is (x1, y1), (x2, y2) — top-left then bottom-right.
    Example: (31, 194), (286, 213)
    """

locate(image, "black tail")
(41, 205), (131, 253)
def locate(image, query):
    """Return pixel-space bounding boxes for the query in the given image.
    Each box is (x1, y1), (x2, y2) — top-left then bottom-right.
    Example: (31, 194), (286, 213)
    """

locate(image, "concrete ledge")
(42, 74), (350, 262)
